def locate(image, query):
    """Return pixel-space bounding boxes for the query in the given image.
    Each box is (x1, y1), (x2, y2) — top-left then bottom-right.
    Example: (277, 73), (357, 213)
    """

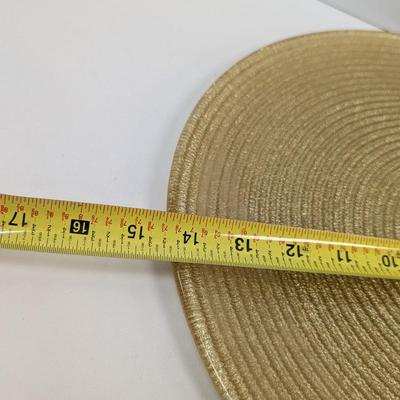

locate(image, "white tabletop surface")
(0, 1), (373, 399)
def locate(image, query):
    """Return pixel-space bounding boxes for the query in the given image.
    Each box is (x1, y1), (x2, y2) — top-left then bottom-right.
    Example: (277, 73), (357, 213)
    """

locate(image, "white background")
(0, 1), (372, 399)
(321, 0), (400, 32)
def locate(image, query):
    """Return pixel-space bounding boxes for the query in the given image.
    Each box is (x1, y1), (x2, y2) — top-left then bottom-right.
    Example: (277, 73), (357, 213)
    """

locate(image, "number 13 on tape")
(1, 193), (400, 280)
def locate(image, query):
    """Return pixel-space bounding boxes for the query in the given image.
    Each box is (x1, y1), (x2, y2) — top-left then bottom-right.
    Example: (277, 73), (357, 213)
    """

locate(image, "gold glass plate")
(168, 31), (400, 399)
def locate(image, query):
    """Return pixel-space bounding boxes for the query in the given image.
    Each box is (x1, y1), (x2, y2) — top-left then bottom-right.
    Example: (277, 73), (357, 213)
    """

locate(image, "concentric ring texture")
(168, 31), (400, 399)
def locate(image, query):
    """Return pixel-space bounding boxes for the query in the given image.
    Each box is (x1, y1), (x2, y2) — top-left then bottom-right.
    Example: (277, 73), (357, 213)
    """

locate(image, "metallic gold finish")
(168, 31), (400, 399)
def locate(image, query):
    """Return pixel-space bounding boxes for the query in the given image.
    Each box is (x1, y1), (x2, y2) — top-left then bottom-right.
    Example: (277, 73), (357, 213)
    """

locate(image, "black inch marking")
(235, 237), (252, 252)
(127, 224), (145, 240)
(337, 249), (352, 263)
(8, 212), (28, 227)
(382, 255), (399, 268)
(69, 219), (90, 235)
(183, 231), (199, 245)
(286, 243), (304, 258)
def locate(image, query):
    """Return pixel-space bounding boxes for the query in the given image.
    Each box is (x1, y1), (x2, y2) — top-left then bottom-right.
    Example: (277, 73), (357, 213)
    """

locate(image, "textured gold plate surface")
(168, 31), (400, 399)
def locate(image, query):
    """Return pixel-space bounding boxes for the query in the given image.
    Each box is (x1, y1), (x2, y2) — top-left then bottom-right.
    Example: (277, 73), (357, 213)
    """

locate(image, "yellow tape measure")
(1, 193), (400, 279)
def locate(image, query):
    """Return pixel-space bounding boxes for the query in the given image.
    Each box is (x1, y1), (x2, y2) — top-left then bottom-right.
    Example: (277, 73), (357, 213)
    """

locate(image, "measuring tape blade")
(1, 193), (400, 279)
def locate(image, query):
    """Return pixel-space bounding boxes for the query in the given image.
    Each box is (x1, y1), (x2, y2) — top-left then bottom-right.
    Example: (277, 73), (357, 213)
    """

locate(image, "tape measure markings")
(1, 193), (400, 279)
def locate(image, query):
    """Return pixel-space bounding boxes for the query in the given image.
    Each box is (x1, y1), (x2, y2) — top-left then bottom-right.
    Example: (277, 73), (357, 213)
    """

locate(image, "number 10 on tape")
(1, 193), (400, 280)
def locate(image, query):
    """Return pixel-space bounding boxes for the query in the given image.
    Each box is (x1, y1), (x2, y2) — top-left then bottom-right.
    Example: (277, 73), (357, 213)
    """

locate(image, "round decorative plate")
(168, 31), (400, 399)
